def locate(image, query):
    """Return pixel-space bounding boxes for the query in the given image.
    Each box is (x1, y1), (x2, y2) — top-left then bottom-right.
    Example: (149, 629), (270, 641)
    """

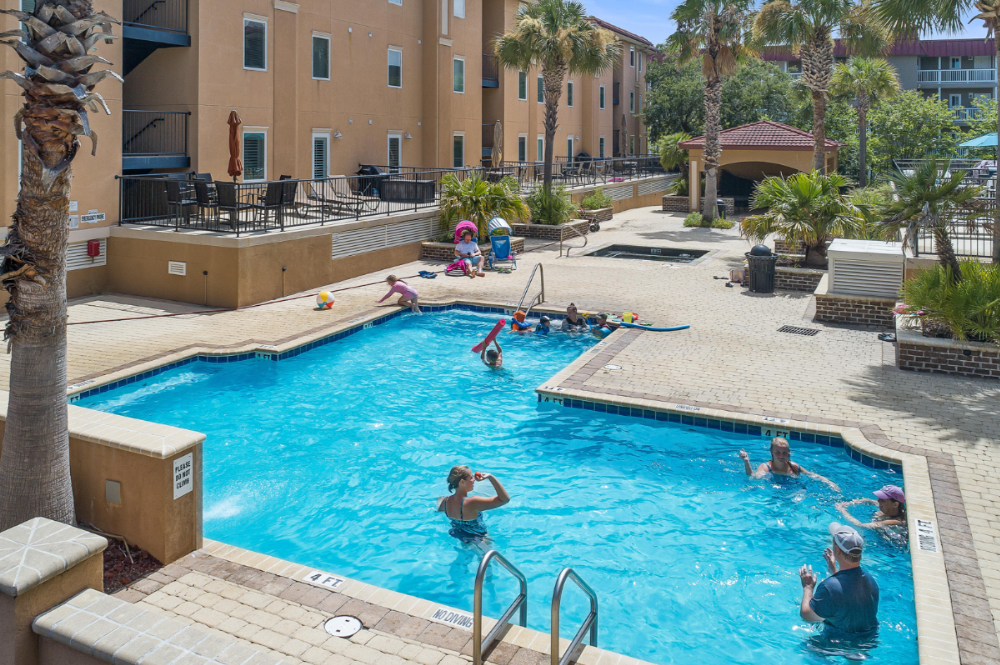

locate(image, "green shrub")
(580, 188), (613, 210)
(711, 217), (733, 229)
(899, 260), (1000, 343)
(667, 177), (689, 196)
(684, 212), (704, 227)
(526, 186), (579, 225)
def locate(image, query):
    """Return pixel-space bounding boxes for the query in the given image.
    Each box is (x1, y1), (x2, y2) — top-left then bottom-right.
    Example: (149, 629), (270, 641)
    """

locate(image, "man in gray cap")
(798, 523), (880, 635)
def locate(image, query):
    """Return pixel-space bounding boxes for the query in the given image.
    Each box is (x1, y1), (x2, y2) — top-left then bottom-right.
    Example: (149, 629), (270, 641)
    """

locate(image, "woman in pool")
(739, 437), (840, 492)
(437, 465), (510, 542)
(835, 485), (907, 530)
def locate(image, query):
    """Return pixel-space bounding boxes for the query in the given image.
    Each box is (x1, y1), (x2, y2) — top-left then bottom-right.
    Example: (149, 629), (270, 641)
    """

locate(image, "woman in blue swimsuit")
(437, 465), (510, 543)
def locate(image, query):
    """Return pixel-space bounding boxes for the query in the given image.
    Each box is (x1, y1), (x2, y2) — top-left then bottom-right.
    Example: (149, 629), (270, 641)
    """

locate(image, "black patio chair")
(215, 181), (254, 232)
(165, 179), (197, 227)
(249, 182), (284, 226)
(194, 180), (219, 226)
(279, 178), (299, 221)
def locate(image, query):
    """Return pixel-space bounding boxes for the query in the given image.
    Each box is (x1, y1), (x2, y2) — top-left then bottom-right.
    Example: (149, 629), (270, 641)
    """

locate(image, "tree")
(657, 131), (693, 196)
(0, 0), (120, 529)
(668, 0), (756, 221)
(495, 0), (619, 195)
(830, 57), (899, 187)
(864, 91), (959, 175)
(754, 0), (889, 173)
(439, 173), (529, 239)
(740, 171), (862, 267)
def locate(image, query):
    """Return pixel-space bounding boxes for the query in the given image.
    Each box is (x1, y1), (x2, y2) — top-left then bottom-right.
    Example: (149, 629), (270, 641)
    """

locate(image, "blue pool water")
(79, 311), (916, 665)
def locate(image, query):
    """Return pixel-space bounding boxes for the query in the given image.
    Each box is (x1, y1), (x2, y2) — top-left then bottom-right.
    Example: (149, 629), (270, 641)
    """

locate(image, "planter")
(420, 236), (525, 262)
(774, 238), (833, 255)
(661, 195), (735, 215)
(775, 266), (825, 292)
(896, 315), (1000, 379)
(813, 274), (895, 328)
(511, 219), (590, 241)
(580, 207), (613, 224)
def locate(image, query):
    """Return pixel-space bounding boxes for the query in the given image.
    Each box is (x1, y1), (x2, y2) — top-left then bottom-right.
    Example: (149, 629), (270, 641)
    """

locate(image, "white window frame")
(599, 136), (605, 159)
(242, 128), (267, 182)
(518, 71), (527, 101)
(312, 33), (331, 81)
(951, 57), (961, 69)
(949, 93), (962, 108)
(453, 0), (465, 18)
(243, 16), (268, 72)
(312, 131), (330, 179)
(389, 0), (401, 5)
(630, 91), (635, 113)
(452, 133), (465, 168)
(537, 135), (544, 162)
(537, 76), (544, 103)
(639, 53), (642, 72)
(517, 134), (527, 163)
(388, 47), (402, 88)
(566, 136), (573, 162)
(567, 81), (574, 107)
(453, 56), (465, 93)
(599, 84), (605, 109)
(387, 133), (402, 173)
(630, 45), (635, 67)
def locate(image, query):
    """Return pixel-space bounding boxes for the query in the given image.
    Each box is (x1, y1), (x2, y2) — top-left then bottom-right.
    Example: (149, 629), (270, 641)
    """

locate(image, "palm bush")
(580, 188), (613, 210)
(526, 186), (579, 225)
(658, 131), (693, 197)
(439, 173), (529, 239)
(740, 171), (862, 267)
(900, 260), (1000, 343)
(848, 184), (895, 240)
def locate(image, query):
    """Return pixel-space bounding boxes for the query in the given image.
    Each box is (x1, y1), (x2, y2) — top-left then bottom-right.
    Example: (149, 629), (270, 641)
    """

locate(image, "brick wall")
(897, 342), (1000, 379)
(420, 237), (525, 262)
(661, 196), (735, 215)
(581, 207), (613, 223)
(510, 220), (590, 241)
(775, 267), (824, 292)
(774, 238), (832, 255)
(814, 294), (895, 328)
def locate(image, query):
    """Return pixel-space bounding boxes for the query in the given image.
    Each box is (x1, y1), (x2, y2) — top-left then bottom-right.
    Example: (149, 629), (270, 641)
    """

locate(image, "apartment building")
(762, 38), (997, 126)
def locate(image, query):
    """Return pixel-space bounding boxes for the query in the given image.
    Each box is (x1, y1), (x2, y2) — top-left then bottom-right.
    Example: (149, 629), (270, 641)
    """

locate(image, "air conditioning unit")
(827, 239), (904, 298)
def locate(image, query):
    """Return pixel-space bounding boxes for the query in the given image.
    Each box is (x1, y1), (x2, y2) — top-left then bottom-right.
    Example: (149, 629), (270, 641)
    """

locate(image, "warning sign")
(173, 453), (193, 500)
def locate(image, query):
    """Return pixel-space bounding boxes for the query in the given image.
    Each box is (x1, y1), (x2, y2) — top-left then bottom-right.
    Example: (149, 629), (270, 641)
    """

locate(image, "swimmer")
(535, 315), (551, 336)
(510, 310), (532, 333)
(436, 465), (510, 542)
(481, 339), (502, 368)
(836, 485), (906, 530)
(739, 437), (841, 492)
(592, 312), (618, 339)
(377, 275), (420, 313)
(560, 303), (590, 332)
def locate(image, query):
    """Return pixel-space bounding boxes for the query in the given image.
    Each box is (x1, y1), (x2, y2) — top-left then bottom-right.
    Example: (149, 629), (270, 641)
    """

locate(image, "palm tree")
(668, 0), (756, 221)
(495, 0), (619, 195)
(878, 160), (985, 283)
(439, 173), (530, 239)
(754, 0), (890, 173)
(830, 57), (899, 187)
(740, 171), (862, 267)
(657, 131), (693, 195)
(0, 0), (120, 529)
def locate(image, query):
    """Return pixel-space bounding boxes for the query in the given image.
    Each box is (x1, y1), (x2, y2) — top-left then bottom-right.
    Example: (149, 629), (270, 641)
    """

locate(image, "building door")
(387, 134), (402, 173)
(949, 94), (962, 108)
(312, 133), (330, 179)
(566, 137), (573, 162)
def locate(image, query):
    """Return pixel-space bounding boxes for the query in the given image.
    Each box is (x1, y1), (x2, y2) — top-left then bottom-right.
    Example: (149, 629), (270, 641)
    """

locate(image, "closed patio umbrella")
(227, 110), (243, 181)
(491, 121), (503, 166)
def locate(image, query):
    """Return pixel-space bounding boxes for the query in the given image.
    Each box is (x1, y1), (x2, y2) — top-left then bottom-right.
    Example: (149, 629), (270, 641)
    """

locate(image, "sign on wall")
(173, 453), (193, 500)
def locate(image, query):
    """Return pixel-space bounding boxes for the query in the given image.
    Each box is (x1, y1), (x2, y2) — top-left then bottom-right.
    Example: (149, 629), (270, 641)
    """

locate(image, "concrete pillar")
(689, 156), (699, 213)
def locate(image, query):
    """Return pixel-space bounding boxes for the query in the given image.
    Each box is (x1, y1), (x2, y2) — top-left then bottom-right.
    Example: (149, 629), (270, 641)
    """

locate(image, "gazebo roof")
(679, 120), (844, 152)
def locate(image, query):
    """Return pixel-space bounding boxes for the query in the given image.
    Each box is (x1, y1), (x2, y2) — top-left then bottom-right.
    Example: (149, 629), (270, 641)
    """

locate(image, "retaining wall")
(420, 236), (525, 262)
(511, 219), (590, 241)
(775, 267), (825, 292)
(813, 275), (895, 328)
(662, 195), (735, 215)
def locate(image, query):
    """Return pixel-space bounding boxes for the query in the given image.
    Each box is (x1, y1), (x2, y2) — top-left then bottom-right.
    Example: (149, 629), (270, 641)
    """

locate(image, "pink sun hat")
(873, 485), (905, 503)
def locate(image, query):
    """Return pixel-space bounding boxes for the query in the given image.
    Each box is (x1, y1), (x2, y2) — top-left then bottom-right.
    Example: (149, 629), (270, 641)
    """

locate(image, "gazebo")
(678, 120), (843, 213)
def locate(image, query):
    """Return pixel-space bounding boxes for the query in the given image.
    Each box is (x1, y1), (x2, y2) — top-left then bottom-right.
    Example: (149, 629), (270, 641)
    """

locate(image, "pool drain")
(325, 616), (363, 638)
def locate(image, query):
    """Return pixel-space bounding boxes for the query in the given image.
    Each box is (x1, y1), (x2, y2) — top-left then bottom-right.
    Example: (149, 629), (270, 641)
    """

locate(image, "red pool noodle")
(472, 319), (506, 353)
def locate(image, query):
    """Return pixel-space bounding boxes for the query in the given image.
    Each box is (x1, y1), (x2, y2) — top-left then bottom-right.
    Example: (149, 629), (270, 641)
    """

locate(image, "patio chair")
(346, 177), (381, 214)
(248, 181), (284, 226)
(280, 177), (299, 221)
(488, 234), (517, 271)
(165, 179), (197, 227)
(194, 180), (219, 226)
(304, 179), (358, 217)
(215, 181), (254, 231)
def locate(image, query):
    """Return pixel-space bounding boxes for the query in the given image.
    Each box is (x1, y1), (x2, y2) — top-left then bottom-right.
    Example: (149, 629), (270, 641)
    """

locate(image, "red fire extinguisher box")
(86, 240), (100, 257)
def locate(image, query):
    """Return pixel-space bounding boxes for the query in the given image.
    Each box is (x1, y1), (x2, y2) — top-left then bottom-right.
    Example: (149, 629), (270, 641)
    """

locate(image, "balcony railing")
(918, 69), (997, 83)
(124, 0), (188, 33)
(122, 110), (190, 171)
(490, 156), (665, 194)
(952, 107), (982, 122)
(483, 54), (499, 88)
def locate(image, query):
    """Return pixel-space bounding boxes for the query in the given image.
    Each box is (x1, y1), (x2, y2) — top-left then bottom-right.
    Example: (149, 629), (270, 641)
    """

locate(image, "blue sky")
(584, 0), (988, 48)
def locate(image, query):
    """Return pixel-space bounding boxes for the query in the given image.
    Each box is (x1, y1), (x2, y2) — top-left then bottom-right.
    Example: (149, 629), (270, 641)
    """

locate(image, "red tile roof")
(678, 120), (843, 151)
(762, 38), (996, 61)
(587, 16), (654, 48)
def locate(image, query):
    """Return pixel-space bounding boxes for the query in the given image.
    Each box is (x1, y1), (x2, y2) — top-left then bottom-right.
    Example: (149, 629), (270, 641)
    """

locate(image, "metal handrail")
(473, 550), (528, 665)
(515, 263), (545, 316)
(550, 568), (598, 665)
(559, 223), (588, 258)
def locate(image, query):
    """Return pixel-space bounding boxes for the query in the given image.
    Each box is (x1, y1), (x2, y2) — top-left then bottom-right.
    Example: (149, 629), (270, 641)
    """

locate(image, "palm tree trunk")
(801, 30), (833, 173)
(702, 73), (722, 220)
(542, 65), (566, 195)
(933, 224), (962, 283)
(811, 90), (827, 173)
(857, 99), (868, 188)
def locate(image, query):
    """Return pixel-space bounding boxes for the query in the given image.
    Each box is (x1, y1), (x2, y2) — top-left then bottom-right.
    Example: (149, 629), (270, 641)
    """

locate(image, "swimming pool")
(78, 309), (917, 665)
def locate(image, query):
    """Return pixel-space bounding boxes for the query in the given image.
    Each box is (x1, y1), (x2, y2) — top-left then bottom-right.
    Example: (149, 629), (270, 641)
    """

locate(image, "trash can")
(745, 245), (778, 293)
(716, 198), (727, 220)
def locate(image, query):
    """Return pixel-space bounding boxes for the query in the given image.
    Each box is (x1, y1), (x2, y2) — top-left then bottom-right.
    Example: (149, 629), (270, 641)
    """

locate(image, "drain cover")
(324, 616), (363, 638)
(778, 326), (820, 336)
(604, 364), (622, 370)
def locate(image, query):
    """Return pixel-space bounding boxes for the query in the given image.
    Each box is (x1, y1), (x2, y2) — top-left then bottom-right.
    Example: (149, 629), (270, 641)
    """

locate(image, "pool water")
(79, 311), (917, 665)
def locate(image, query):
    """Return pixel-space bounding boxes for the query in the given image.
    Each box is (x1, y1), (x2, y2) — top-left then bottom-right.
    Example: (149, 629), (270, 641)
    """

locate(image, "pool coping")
(581, 241), (722, 268)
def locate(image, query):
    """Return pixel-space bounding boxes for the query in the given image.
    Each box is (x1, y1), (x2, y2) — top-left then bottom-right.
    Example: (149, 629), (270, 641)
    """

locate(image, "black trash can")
(745, 245), (778, 293)
(716, 198), (727, 219)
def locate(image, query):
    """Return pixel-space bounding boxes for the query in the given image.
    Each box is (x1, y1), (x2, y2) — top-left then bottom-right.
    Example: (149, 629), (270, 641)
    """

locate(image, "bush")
(899, 260), (1000, 343)
(684, 212), (704, 227)
(526, 186), (579, 225)
(580, 188), (613, 210)
(684, 211), (732, 229)
(711, 217), (733, 229)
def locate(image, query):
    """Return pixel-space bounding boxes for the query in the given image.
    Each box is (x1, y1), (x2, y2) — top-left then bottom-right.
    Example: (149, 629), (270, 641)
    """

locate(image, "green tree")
(494, 0), (619, 194)
(963, 96), (998, 160)
(754, 0), (890, 172)
(864, 91), (959, 176)
(0, 1), (121, 529)
(830, 57), (899, 187)
(644, 60), (706, 137)
(439, 173), (529, 239)
(668, 0), (756, 220)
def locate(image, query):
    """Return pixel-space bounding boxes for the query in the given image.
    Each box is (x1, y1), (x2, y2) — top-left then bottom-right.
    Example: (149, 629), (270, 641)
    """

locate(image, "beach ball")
(316, 291), (336, 309)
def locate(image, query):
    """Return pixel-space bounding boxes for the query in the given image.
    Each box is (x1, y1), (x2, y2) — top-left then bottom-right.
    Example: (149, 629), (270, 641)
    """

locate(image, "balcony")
(952, 107), (982, 123)
(917, 69), (997, 84)
(613, 82), (620, 106)
(123, 0), (191, 75)
(122, 110), (190, 172)
(483, 54), (499, 88)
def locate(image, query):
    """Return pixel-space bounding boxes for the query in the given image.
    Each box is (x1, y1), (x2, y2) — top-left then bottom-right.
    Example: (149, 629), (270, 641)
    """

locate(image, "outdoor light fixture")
(334, 131), (343, 139)
(368, 119), (373, 125)
(348, 27), (352, 33)
(348, 118), (353, 124)
(404, 133), (412, 139)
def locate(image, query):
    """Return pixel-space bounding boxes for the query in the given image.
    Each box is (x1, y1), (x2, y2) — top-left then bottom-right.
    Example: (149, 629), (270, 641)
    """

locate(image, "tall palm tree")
(495, 0), (619, 195)
(754, 0), (890, 173)
(668, 0), (756, 220)
(830, 57), (899, 187)
(0, 0), (120, 529)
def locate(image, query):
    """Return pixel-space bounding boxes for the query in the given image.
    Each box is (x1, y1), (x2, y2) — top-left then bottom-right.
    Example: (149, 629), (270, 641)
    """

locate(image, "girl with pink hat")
(835, 485), (906, 530)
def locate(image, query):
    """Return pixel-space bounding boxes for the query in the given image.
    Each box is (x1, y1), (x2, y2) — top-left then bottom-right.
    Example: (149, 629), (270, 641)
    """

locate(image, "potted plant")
(439, 172), (529, 239)
(579, 188), (613, 231)
(898, 259), (1000, 344)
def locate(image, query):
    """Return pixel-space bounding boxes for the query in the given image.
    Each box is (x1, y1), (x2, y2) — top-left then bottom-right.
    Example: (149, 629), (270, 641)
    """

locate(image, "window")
(389, 0), (401, 5)
(638, 93), (642, 109)
(518, 135), (527, 162)
(629, 135), (635, 155)
(518, 71), (527, 100)
(630, 46), (635, 67)
(453, 57), (465, 93)
(630, 91), (635, 113)
(537, 136), (544, 162)
(567, 81), (574, 107)
(537, 76), (544, 103)
(566, 137), (573, 162)
(312, 35), (330, 80)
(599, 136), (605, 159)
(599, 85), (605, 109)
(639, 53), (642, 72)
(949, 93), (962, 108)
(951, 57), (961, 69)
(243, 130), (266, 181)
(312, 133), (329, 179)
(244, 18), (267, 71)
(454, 0), (465, 18)
(387, 134), (402, 173)
(453, 134), (464, 168)
(388, 48), (402, 88)
(20, 0), (34, 11)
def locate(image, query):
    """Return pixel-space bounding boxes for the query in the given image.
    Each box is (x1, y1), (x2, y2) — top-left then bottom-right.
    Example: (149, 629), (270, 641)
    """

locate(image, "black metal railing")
(914, 204), (996, 260)
(490, 156), (665, 193)
(118, 167), (476, 236)
(613, 82), (620, 105)
(123, 0), (188, 33)
(122, 110), (189, 156)
(483, 54), (499, 86)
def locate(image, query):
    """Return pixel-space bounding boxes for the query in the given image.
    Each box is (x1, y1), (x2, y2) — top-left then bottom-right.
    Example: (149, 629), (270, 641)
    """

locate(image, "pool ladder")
(472, 550), (599, 665)
(559, 223), (588, 258)
(515, 263), (545, 318)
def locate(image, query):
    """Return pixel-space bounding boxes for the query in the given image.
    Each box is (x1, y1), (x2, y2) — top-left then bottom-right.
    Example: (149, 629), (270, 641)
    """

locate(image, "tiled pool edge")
(537, 328), (996, 665)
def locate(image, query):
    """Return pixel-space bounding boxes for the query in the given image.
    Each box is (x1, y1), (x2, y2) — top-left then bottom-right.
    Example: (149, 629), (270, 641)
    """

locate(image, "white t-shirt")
(456, 240), (479, 257)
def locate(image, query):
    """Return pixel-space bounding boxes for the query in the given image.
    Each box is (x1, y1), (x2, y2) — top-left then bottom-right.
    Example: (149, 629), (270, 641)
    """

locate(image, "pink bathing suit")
(379, 282), (418, 302)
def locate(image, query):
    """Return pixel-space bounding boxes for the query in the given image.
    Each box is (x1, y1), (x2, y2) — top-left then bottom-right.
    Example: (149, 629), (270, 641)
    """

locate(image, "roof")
(678, 120), (844, 151)
(761, 38), (996, 61)
(587, 16), (654, 48)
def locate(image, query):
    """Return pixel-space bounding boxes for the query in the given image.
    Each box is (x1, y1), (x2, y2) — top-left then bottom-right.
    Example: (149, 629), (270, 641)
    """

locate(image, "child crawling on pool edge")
(481, 339), (502, 368)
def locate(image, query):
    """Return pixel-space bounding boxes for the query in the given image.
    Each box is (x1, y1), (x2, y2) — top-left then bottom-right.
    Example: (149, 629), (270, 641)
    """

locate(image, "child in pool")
(535, 315), (551, 336)
(481, 339), (503, 368)
(592, 313), (619, 339)
(377, 275), (420, 313)
(510, 310), (532, 332)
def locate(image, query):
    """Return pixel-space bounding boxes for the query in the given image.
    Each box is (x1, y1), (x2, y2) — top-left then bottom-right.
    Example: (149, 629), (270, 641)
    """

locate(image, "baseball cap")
(873, 485), (905, 503)
(829, 522), (864, 555)
(540, 315), (551, 323)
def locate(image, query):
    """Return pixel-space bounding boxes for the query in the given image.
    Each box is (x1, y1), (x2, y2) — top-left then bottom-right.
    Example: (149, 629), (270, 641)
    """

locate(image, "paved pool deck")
(6, 206), (999, 665)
